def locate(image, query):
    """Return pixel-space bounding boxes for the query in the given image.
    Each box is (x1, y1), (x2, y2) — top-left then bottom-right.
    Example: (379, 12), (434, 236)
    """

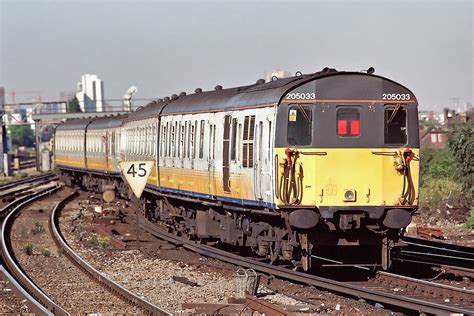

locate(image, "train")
(54, 67), (420, 271)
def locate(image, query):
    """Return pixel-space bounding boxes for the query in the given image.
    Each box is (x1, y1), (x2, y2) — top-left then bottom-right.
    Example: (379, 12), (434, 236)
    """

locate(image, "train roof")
(124, 73), (316, 122)
(55, 118), (95, 131)
(125, 68), (415, 122)
(88, 115), (128, 130)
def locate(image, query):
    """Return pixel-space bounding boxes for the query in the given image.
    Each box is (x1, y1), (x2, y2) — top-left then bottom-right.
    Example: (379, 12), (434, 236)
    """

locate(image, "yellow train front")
(275, 71), (419, 270)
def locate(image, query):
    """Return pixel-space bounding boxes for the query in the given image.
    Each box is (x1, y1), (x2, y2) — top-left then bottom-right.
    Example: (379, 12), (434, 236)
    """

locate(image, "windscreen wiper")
(387, 103), (401, 124)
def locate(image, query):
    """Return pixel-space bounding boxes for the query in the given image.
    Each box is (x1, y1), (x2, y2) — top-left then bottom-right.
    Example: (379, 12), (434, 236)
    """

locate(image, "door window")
(385, 104), (407, 144)
(288, 105), (312, 145)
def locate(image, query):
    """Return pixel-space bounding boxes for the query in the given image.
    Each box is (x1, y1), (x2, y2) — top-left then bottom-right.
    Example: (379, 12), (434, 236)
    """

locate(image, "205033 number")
(285, 92), (316, 100)
(127, 163), (146, 177)
(382, 93), (410, 101)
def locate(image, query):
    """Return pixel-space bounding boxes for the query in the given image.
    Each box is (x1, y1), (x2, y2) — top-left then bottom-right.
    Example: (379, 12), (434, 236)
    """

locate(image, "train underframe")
(59, 169), (406, 271)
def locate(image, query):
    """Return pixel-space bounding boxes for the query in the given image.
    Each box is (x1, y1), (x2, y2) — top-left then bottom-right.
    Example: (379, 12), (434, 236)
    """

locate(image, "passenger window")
(179, 123), (184, 158)
(230, 118), (237, 161)
(199, 120), (205, 159)
(186, 121), (190, 158)
(288, 105), (312, 145)
(385, 104), (407, 144)
(242, 115), (255, 168)
(337, 108), (360, 137)
(170, 124), (176, 157)
(192, 121), (197, 158)
(161, 125), (167, 157)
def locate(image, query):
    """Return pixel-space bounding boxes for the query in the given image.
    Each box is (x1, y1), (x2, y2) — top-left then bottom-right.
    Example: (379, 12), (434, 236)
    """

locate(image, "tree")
(9, 125), (35, 147)
(68, 96), (82, 113)
(448, 122), (474, 199)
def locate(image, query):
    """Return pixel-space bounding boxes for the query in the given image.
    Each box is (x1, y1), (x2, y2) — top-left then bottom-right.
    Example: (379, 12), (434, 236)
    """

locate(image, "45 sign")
(119, 161), (155, 198)
(126, 163), (147, 177)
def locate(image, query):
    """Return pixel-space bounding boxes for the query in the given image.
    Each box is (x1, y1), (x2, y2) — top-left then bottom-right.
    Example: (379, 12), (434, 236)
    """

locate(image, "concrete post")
(41, 149), (51, 171)
(0, 123), (4, 175)
(35, 120), (41, 171)
(3, 153), (12, 176)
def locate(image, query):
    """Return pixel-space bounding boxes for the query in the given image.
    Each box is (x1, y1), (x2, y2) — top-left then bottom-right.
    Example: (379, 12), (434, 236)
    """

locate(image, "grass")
(24, 243), (33, 255)
(31, 222), (45, 235)
(466, 210), (474, 229)
(419, 177), (463, 209)
(88, 233), (110, 248)
(41, 247), (51, 257)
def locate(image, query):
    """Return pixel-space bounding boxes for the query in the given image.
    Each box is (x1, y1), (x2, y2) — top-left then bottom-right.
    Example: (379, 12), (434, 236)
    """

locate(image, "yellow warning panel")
(289, 109), (297, 122)
(119, 161), (155, 198)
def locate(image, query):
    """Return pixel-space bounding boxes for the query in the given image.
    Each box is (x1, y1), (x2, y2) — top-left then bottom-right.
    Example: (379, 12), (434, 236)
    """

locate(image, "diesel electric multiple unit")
(54, 68), (420, 270)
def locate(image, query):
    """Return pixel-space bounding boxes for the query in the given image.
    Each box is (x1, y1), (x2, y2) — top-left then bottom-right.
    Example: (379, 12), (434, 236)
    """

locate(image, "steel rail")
(0, 172), (54, 192)
(0, 176), (58, 201)
(0, 265), (53, 315)
(0, 185), (69, 315)
(376, 271), (473, 301)
(397, 236), (474, 271)
(401, 236), (474, 257)
(139, 218), (474, 315)
(392, 257), (474, 279)
(50, 191), (172, 316)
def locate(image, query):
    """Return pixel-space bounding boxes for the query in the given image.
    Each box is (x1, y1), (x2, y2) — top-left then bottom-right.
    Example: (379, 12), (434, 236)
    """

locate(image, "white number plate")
(382, 93), (411, 101)
(285, 92), (316, 100)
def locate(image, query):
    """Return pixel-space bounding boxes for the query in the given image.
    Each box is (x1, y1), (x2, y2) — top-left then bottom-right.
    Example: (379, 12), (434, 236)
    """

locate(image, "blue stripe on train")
(57, 164), (276, 210)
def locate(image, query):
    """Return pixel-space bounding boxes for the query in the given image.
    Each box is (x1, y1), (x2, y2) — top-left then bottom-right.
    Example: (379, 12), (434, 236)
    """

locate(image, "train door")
(222, 114), (231, 193)
(207, 114), (217, 196)
(262, 109), (276, 204)
(254, 121), (263, 200)
(254, 108), (275, 204)
(105, 130), (110, 170)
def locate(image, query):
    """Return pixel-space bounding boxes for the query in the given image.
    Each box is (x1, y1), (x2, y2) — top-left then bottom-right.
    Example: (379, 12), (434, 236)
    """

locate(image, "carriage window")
(288, 105), (312, 145)
(337, 109), (360, 137)
(179, 123), (185, 158)
(209, 124), (216, 160)
(199, 120), (205, 159)
(268, 121), (272, 161)
(186, 121), (190, 158)
(161, 125), (167, 157)
(230, 118), (237, 161)
(190, 121), (196, 159)
(170, 123), (176, 157)
(242, 115), (255, 168)
(385, 105), (407, 144)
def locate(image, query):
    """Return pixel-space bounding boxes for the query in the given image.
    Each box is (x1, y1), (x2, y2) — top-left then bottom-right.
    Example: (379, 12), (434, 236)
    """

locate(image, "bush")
(31, 222), (44, 235)
(24, 243), (33, 256)
(88, 233), (110, 248)
(448, 123), (474, 199)
(466, 210), (474, 229)
(419, 177), (464, 209)
(41, 247), (51, 257)
(419, 147), (458, 186)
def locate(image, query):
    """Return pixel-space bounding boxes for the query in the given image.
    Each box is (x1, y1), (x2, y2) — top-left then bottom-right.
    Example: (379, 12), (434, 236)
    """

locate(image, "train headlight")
(343, 190), (356, 202)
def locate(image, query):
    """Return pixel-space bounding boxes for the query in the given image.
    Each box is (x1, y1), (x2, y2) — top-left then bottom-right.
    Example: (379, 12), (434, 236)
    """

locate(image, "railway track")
(50, 191), (171, 315)
(0, 173), (57, 205)
(0, 185), (67, 315)
(0, 181), (170, 315)
(139, 218), (474, 315)
(0, 172), (54, 192)
(394, 236), (474, 279)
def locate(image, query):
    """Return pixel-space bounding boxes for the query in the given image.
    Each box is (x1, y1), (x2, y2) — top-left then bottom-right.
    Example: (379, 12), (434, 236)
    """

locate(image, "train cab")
(274, 71), (420, 269)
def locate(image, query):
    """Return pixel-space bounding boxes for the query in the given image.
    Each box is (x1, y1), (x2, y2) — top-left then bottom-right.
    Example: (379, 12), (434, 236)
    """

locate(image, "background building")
(76, 74), (104, 112)
(0, 87), (4, 113)
(265, 69), (291, 82)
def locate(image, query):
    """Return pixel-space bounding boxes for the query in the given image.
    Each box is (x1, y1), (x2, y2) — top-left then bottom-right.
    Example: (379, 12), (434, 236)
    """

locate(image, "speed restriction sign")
(119, 161), (155, 198)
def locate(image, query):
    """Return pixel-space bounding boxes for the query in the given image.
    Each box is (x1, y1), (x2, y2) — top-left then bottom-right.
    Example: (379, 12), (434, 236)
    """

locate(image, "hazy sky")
(1, 0), (472, 111)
